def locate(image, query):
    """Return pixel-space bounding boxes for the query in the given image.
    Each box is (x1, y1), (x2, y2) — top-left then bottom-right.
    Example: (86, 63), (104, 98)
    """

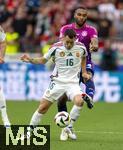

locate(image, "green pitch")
(0, 101), (123, 150)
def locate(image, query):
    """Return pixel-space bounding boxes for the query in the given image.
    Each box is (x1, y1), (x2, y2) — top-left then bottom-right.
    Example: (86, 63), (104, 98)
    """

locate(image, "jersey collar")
(72, 23), (86, 30)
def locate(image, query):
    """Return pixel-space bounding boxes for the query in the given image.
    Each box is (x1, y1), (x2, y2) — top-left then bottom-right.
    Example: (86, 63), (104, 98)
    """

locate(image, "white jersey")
(44, 41), (87, 83)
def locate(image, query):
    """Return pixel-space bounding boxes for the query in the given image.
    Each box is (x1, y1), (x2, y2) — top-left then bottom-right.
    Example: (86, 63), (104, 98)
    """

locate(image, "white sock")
(30, 110), (43, 126)
(1, 107), (11, 126)
(0, 88), (6, 108)
(68, 105), (82, 128)
(0, 89), (10, 126)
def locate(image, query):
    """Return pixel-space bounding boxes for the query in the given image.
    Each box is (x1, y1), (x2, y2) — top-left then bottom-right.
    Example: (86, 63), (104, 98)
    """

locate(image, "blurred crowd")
(0, 0), (123, 58)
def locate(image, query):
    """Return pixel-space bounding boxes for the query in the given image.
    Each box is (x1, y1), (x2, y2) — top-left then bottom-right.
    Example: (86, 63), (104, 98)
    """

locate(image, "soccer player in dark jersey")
(58, 6), (98, 111)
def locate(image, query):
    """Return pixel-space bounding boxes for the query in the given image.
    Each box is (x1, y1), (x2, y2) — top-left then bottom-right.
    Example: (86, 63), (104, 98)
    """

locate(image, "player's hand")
(82, 72), (91, 82)
(0, 57), (4, 64)
(89, 38), (98, 52)
(89, 42), (98, 52)
(20, 54), (31, 63)
(0, 26), (4, 32)
(0, 26), (6, 42)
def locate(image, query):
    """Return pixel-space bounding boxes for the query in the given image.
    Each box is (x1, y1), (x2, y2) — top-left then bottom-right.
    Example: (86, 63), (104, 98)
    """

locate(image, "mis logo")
(0, 125), (50, 150)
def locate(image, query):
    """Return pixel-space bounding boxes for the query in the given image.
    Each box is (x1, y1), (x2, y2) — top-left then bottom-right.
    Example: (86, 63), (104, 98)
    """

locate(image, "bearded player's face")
(74, 9), (87, 27)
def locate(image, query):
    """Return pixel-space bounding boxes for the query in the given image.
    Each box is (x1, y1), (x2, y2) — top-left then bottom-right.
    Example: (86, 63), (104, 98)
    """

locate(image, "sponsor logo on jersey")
(82, 31), (87, 37)
(59, 51), (65, 57)
(76, 52), (80, 57)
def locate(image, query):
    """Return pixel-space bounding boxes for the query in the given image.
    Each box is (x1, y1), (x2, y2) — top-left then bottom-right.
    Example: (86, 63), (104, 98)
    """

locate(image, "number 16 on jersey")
(66, 58), (74, 66)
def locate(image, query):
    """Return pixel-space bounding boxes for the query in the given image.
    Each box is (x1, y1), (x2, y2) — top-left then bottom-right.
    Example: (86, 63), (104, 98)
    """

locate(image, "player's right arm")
(20, 54), (47, 64)
(20, 46), (57, 64)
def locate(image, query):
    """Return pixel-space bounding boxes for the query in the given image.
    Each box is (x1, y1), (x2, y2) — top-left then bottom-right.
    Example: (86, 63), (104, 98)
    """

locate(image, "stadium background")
(0, 0), (123, 150)
(0, 0), (123, 102)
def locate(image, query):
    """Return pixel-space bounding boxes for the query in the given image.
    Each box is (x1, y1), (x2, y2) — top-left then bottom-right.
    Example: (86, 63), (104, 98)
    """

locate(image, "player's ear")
(74, 10), (77, 18)
(74, 13), (76, 18)
(86, 12), (88, 18)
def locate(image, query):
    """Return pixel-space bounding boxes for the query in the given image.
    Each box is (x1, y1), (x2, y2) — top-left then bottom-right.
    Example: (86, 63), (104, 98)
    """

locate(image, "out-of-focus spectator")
(12, 6), (28, 37)
(5, 25), (20, 55)
(34, 4), (51, 48)
(20, 23), (37, 53)
(82, 0), (100, 26)
(97, 17), (113, 38)
(114, 1), (123, 39)
(26, 0), (41, 8)
(99, 39), (118, 71)
(98, 0), (116, 21)
(0, 0), (13, 23)
(114, 11), (123, 39)
(0, 0), (123, 56)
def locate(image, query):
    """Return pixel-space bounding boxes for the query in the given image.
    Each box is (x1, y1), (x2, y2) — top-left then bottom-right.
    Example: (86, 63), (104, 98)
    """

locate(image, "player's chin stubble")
(75, 19), (87, 27)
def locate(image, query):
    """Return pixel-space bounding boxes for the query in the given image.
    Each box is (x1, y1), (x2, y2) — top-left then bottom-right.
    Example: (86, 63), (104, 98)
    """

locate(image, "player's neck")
(63, 42), (75, 50)
(74, 23), (86, 29)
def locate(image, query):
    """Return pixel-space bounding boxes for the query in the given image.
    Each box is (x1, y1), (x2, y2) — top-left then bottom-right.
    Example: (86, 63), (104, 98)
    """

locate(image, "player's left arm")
(81, 48), (91, 80)
(81, 57), (91, 81)
(90, 37), (98, 52)
(81, 56), (87, 74)
(89, 27), (98, 52)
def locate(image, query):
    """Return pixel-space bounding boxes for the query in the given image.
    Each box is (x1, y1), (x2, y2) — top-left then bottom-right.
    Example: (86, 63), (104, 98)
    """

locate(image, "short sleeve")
(89, 27), (98, 39)
(83, 46), (88, 57)
(59, 27), (64, 38)
(79, 45), (88, 57)
(43, 47), (57, 60)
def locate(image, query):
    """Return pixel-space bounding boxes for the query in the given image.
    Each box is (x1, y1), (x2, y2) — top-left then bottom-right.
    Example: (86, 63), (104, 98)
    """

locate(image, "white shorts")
(42, 80), (83, 102)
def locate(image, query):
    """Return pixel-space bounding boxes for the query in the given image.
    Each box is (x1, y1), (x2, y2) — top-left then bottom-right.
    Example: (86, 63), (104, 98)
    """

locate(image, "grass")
(0, 101), (123, 150)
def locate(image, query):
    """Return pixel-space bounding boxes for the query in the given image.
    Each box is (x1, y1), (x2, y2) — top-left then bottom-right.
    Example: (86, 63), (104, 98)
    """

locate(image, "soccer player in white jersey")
(21, 29), (91, 141)
(0, 26), (11, 127)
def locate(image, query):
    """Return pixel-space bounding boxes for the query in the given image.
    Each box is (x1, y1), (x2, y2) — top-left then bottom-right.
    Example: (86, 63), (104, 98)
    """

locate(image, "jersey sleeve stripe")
(51, 48), (57, 57)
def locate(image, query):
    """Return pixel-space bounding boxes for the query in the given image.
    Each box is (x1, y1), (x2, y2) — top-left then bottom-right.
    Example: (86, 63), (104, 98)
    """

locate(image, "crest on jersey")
(76, 52), (80, 57)
(82, 31), (87, 37)
(59, 51), (65, 57)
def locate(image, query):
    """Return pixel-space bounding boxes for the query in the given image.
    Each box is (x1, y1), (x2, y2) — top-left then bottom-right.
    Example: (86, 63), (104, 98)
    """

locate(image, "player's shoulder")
(52, 41), (63, 47)
(75, 41), (84, 46)
(75, 41), (85, 47)
(85, 24), (97, 32)
(74, 41), (86, 51)
(49, 41), (63, 49)
(60, 23), (73, 31)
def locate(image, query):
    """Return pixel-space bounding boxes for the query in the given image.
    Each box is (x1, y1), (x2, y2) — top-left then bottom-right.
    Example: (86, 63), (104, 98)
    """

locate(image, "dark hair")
(74, 6), (87, 14)
(64, 29), (76, 39)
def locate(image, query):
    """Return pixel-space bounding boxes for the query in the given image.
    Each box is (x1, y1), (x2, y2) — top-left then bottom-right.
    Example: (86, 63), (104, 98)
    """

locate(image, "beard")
(75, 18), (87, 27)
